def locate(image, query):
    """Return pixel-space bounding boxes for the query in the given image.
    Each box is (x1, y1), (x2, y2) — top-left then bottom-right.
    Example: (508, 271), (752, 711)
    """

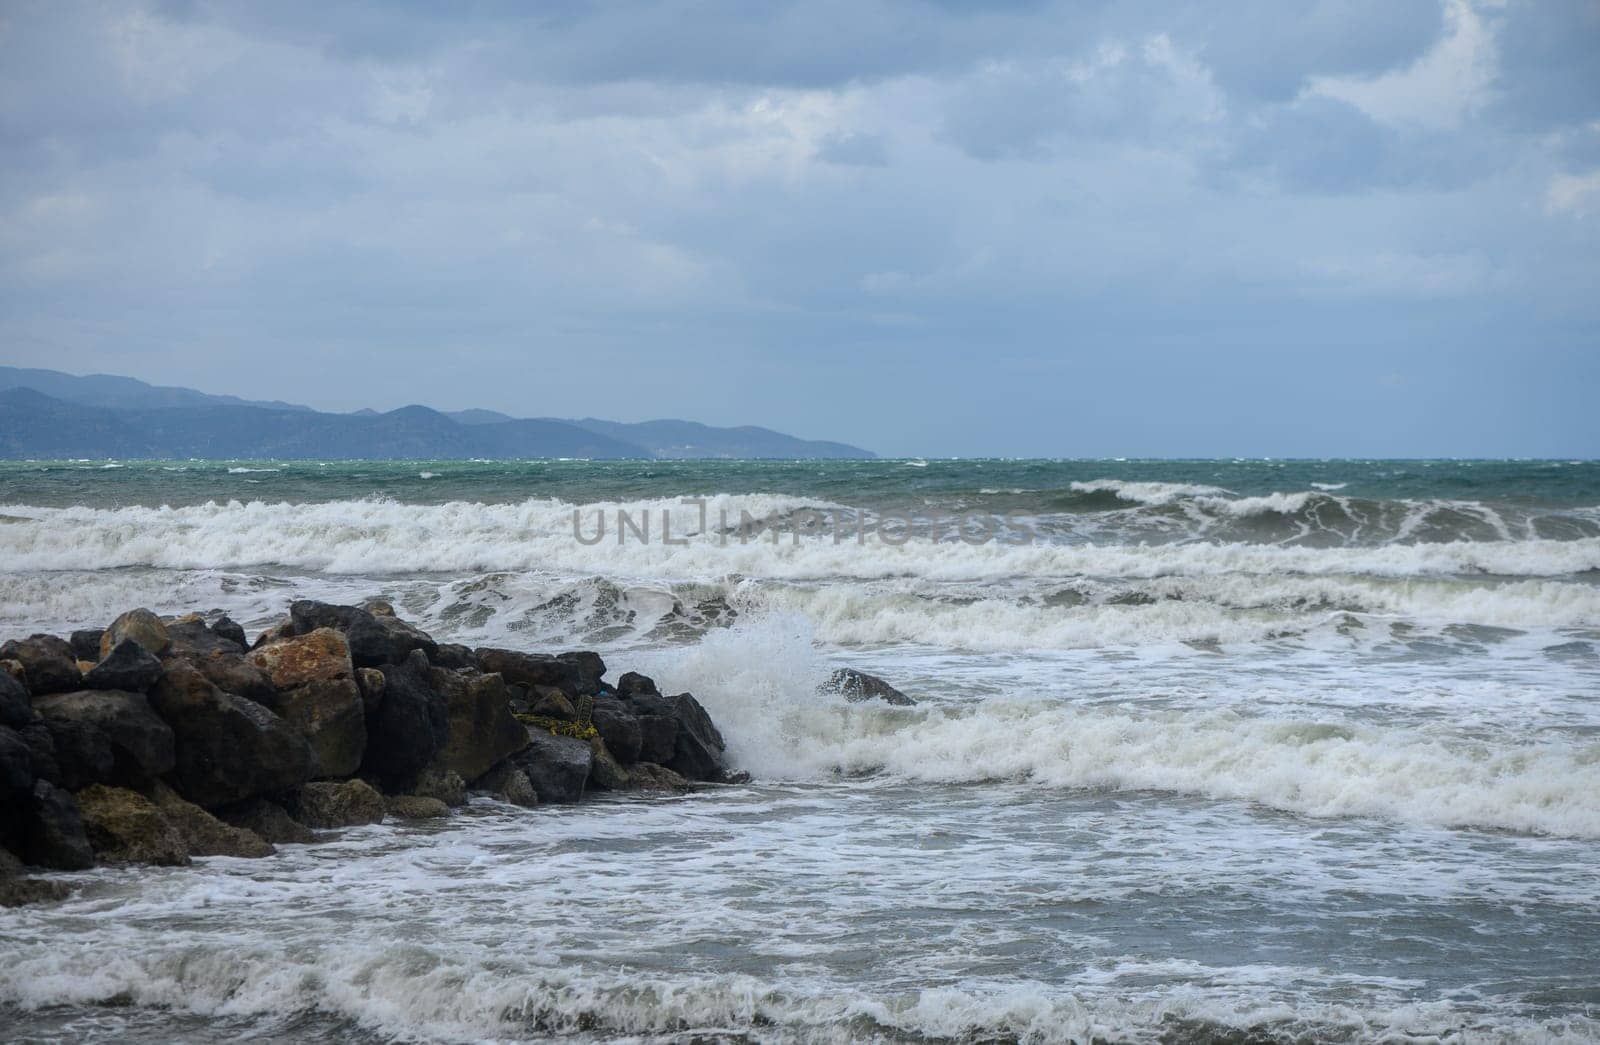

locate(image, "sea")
(0, 458), (1597, 1043)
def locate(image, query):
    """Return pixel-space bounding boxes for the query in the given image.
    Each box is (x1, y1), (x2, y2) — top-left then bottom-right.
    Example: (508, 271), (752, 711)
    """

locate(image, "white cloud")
(1545, 170), (1600, 217)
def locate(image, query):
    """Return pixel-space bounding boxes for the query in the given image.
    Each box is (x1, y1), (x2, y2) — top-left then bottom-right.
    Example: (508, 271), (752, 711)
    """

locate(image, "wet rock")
(426, 668), (527, 783)
(33, 689), (175, 787)
(21, 780), (95, 870)
(288, 600), (363, 634)
(149, 782), (274, 858)
(210, 617), (248, 648)
(248, 628), (354, 690)
(355, 667), (385, 714)
(74, 784), (189, 866)
(591, 696), (643, 764)
(411, 767), (467, 807)
(585, 737), (630, 790)
(626, 761), (692, 793)
(0, 848), (72, 906)
(69, 629), (105, 663)
(475, 649), (605, 698)
(508, 730), (592, 804)
(363, 599), (395, 617)
(529, 686), (577, 720)
(386, 795), (449, 819)
(18, 722), (59, 786)
(166, 618), (246, 659)
(616, 671), (659, 698)
(629, 691), (725, 781)
(0, 635), (82, 695)
(635, 711), (677, 766)
(218, 798), (317, 845)
(99, 609), (171, 659)
(0, 725), (33, 798)
(0, 670), (31, 729)
(361, 650), (448, 788)
(430, 643), (477, 670)
(82, 639), (165, 692)
(821, 668), (916, 706)
(149, 662), (313, 808)
(346, 612), (438, 668)
(270, 678), (366, 779)
(0, 658), (25, 686)
(286, 779), (385, 828)
(474, 761), (539, 807)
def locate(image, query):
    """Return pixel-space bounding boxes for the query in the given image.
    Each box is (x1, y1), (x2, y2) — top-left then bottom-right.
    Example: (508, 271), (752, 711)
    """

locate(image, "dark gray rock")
(822, 668), (916, 706)
(508, 730), (593, 803)
(165, 618), (246, 659)
(286, 779), (385, 828)
(0, 635), (82, 695)
(0, 670), (31, 729)
(430, 643), (478, 670)
(289, 600), (363, 635)
(34, 689), (174, 787)
(427, 668), (527, 783)
(23, 780), (94, 870)
(475, 649), (605, 698)
(271, 678), (366, 779)
(69, 629), (105, 663)
(82, 639), (165, 692)
(616, 671), (659, 698)
(629, 691), (725, 782)
(211, 617), (248, 648)
(217, 798), (316, 845)
(345, 612), (438, 668)
(591, 696), (643, 764)
(361, 650), (448, 788)
(18, 722), (59, 786)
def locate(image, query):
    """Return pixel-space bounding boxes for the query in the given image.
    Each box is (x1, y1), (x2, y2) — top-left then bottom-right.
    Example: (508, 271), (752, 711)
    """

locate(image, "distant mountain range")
(0, 366), (874, 460)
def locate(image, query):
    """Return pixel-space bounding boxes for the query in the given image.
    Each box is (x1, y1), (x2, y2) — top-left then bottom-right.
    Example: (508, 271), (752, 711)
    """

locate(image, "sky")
(0, 0), (1596, 458)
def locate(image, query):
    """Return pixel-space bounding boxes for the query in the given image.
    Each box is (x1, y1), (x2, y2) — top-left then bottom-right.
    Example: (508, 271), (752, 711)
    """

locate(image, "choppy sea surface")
(1, 458), (1598, 1043)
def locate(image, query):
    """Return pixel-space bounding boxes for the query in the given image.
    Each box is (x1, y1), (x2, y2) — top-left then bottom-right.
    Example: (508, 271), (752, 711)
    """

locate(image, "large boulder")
(286, 779), (385, 828)
(629, 691), (725, 782)
(591, 696), (643, 764)
(160, 619), (277, 703)
(585, 737), (630, 790)
(508, 730), (593, 804)
(289, 600), (364, 634)
(165, 618), (246, 659)
(821, 668), (916, 706)
(149, 783), (274, 858)
(346, 612), (438, 668)
(248, 628), (354, 690)
(68, 629), (105, 663)
(149, 662), (313, 808)
(0, 670), (34, 729)
(361, 650), (449, 788)
(74, 784), (189, 866)
(475, 649), (605, 698)
(410, 767), (467, 807)
(82, 639), (165, 692)
(34, 712), (114, 790)
(211, 617), (248, 648)
(269, 679), (366, 779)
(426, 668), (527, 783)
(474, 761), (539, 807)
(22, 780), (95, 870)
(386, 795), (449, 820)
(33, 689), (174, 787)
(216, 798), (317, 845)
(100, 609), (171, 659)
(0, 635), (82, 695)
(626, 761), (693, 793)
(0, 847), (73, 906)
(430, 643), (478, 670)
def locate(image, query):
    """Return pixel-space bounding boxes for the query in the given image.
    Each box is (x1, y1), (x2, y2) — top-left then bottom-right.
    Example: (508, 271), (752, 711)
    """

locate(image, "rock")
(0, 870), (72, 907)
(248, 628), (354, 690)
(822, 668), (916, 706)
(474, 762), (539, 807)
(74, 784), (189, 866)
(355, 667), (385, 713)
(23, 780), (95, 870)
(217, 798), (317, 845)
(251, 619), (295, 649)
(386, 795), (449, 819)
(626, 761), (692, 793)
(210, 616), (248, 648)
(363, 599), (395, 617)
(0, 658), (25, 686)
(529, 686), (577, 720)
(0, 670), (31, 729)
(18, 722), (59, 785)
(149, 783), (274, 858)
(289, 600), (364, 634)
(270, 678), (366, 779)
(430, 643), (477, 670)
(508, 730), (592, 804)
(361, 650), (448, 788)
(33, 689), (175, 787)
(82, 639), (165, 692)
(149, 662), (313, 808)
(616, 671), (659, 698)
(166, 618), (246, 658)
(189, 651), (277, 704)
(69, 629), (105, 663)
(0, 635), (82, 695)
(586, 737), (630, 790)
(630, 691), (725, 781)
(0, 725), (33, 797)
(426, 668), (527, 783)
(411, 767), (467, 807)
(475, 649), (604, 698)
(99, 609), (171, 659)
(286, 779), (385, 828)
(591, 697), (643, 764)
(346, 611), (438, 668)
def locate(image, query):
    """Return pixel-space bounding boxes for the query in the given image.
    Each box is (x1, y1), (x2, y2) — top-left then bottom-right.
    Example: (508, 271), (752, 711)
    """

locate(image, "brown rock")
(100, 608), (172, 659)
(385, 795), (449, 819)
(248, 628), (354, 690)
(74, 784), (189, 866)
(272, 678), (366, 779)
(149, 782), (274, 858)
(427, 669), (528, 783)
(286, 779), (385, 828)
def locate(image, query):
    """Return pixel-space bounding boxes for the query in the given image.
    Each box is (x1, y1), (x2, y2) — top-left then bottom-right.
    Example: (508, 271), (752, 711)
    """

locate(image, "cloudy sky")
(1, 0), (1596, 456)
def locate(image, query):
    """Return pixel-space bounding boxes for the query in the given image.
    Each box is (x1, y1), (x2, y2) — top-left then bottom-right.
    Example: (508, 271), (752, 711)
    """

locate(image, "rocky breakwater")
(1, 601), (734, 905)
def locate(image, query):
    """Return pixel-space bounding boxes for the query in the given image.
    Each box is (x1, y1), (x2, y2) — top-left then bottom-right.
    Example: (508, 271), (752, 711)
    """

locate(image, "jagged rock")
(99, 609), (171, 659)
(629, 691), (725, 781)
(821, 668), (916, 706)
(0, 847), (72, 906)
(0, 635), (82, 695)
(33, 689), (174, 787)
(411, 767), (467, 807)
(361, 650), (448, 788)
(508, 730), (592, 804)
(149, 783), (274, 858)
(0, 658), (25, 685)
(218, 798), (316, 844)
(82, 639), (165, 692)
(149, 662), (313, 808)
(166, 618), (246, 658)
(18, 722), (59, 785)
(211, 617), (248, 648)
(634, 710), (677, 766)
(586, 737), (630, 790)
(74, 784), (189, 866)
(363, 599), (395, 617)
(430, 643), (477, 670)
(286, 779), (385, 828)
(426, 668), (527, 783)
(269, 678), (366, 779)
(248, 627), (354, 690)
(528, 686), (577, 720)
(591, 696), (643, 764)
(22, 780), (95, 869)
(0, 670), (31, 729)
(475, 649), (605, 698)
(355, 667), (385, 713)
(69, 629), (105, 662)
(386, 795), (449, 819)
(346, 612), (438, 668)
(626, 761), (692, 793)
(474, 761), (539, 807)
(616, 671), (659, 698)
(0, 725), (33, 798)
(289, 600), (363, 634)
